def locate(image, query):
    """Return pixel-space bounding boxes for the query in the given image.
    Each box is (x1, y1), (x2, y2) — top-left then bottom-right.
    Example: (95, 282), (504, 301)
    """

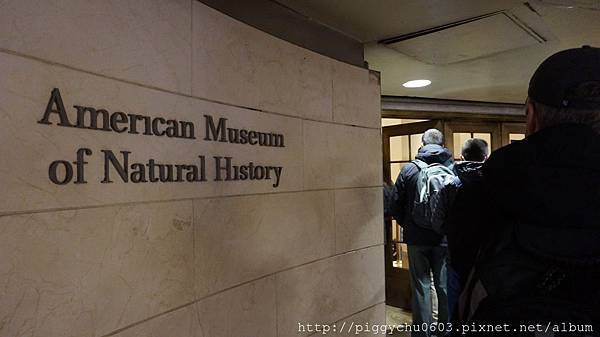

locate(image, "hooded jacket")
(443, 161), (485, 278)
(391, 144), (454, 246)
(454, 161), (484, 186)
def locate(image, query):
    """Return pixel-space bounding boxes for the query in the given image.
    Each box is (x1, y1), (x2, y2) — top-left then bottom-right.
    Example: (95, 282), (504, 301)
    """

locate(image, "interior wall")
(0, 1), (384, 336)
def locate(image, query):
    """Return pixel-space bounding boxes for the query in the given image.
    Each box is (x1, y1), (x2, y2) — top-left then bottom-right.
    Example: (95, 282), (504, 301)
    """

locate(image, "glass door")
(382, 118), (525, 309)
(445, 121), (526, 154)
(443, 121), (502, 157)
(382, 119), (443, 309)
(501, 122), (526, 146)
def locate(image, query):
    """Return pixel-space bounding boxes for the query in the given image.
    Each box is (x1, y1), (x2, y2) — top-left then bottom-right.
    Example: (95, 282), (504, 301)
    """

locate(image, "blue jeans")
(407, 245), (448, 337)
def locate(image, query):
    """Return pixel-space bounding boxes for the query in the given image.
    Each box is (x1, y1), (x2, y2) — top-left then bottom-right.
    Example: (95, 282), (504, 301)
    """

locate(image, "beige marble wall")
(0, 1), (383, 337)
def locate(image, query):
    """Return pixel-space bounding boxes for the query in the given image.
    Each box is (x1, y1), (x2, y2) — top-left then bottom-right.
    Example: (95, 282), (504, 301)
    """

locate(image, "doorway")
(382, 117), (525, 310)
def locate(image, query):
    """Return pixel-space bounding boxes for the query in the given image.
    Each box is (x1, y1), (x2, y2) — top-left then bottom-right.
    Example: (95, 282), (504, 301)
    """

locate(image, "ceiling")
(275, 0), (600, 103)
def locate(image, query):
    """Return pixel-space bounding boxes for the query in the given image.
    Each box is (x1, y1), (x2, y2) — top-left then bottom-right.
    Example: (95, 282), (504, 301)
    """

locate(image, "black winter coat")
(444, 161), (485, 279)
(450, 123), (600, 290)
(390, 144), (454, 246)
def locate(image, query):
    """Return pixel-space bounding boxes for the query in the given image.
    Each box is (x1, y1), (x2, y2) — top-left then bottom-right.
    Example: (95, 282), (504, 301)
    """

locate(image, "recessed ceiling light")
(403, 79), (431, 88)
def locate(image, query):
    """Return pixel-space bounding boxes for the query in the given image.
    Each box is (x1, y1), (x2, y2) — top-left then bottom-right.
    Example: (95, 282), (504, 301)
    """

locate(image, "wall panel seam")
(0, 186), (383, 218)
(98, 244), (384, 337)
(275, 273), (280, 337)
(306, 300), (387, 337)
(332, 189), (338, 254)
(99, 299), (198, 337)
(189, 0), (194, 96)
(0, 48), (381, 131)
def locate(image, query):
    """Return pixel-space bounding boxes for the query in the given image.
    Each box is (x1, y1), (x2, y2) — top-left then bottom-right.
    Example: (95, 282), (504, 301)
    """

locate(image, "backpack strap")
(411, 159), (428, 171)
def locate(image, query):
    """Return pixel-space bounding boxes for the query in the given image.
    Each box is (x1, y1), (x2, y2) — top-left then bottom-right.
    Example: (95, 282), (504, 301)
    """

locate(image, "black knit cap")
(528, 45), (600, 109)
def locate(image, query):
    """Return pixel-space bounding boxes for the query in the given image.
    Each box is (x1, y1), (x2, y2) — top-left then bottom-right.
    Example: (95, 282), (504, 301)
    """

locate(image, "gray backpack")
(411, 159), (456, 230)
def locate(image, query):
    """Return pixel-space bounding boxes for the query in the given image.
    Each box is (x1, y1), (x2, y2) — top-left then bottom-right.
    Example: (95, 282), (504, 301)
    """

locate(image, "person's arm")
(383, 182), (396, 218)
(389, 164), (414, 224)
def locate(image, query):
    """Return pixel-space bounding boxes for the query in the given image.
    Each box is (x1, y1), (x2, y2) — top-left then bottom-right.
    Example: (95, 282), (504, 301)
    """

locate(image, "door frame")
(382, 120), (443, 183)
(382, 117), (525, 309)
(443, 121), (502, 154)
(382, 120), (443, 309)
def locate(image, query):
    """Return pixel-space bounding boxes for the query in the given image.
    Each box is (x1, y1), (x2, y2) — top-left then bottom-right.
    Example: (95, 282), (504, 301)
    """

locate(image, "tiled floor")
(386, 305), (412, 336)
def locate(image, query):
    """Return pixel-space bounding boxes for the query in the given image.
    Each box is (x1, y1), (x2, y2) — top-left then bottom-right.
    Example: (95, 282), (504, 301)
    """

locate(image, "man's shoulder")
(400, 160), (420, 177)
(454, 177), (488, 209)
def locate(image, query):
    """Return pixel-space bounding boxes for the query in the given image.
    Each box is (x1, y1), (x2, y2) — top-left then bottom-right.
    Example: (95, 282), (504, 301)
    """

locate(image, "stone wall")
(0, 1), (384, 336)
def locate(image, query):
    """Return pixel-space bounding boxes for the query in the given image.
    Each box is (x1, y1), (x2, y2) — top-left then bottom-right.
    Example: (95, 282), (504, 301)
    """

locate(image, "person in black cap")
(454, 46), (600, 335)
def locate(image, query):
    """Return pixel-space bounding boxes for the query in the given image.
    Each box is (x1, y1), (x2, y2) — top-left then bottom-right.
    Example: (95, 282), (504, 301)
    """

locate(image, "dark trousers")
(407, 245), (449, 337)
(447, 265), (461, 324)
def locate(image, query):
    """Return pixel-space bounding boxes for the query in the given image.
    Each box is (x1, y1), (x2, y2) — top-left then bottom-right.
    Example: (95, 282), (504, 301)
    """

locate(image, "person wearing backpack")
(457, 46), (600, 335)
(389, 128), (455, 336)
(429, 138), (489, 325)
